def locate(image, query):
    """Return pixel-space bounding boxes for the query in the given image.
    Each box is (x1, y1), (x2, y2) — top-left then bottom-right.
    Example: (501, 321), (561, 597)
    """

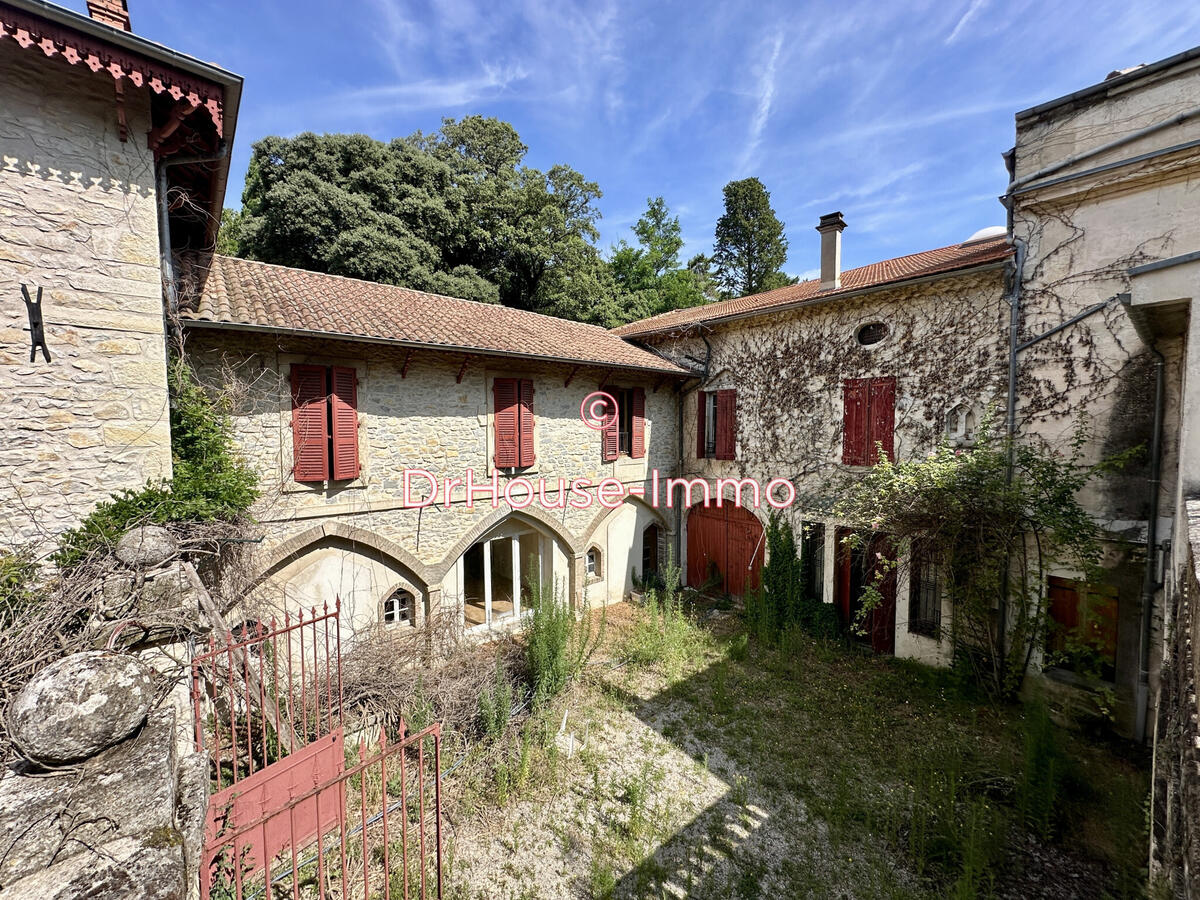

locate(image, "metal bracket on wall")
(20, 284), (51, 363)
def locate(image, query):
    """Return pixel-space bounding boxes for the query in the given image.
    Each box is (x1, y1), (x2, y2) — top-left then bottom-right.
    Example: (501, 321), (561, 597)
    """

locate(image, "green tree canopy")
(712, 177), (794, 298)
(608, 197), (710, 322)
(225, 118), (623, 323)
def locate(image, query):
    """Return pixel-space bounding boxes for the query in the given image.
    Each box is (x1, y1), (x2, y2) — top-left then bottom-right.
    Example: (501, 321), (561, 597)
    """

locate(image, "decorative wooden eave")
(0, 1), (225, 139)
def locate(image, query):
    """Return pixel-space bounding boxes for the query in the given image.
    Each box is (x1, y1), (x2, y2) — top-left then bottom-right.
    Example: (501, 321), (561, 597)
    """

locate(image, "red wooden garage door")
(686, 504), (764, 596)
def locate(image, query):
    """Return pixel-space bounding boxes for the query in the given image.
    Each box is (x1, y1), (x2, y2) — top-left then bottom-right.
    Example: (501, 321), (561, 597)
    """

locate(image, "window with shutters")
(602, 386), (646, 461)
(1045, 576), (1118, 681)
(493, 378), (535, 469)
(290, 364), (360, 484)
(697, 390), (736, 460)
(842, 376), (895, 466)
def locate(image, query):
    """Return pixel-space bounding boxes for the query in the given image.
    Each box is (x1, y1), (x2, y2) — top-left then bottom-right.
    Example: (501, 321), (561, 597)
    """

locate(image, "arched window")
(381, 589), (415, 626)
(946, 403), (977, 446)
(585, 546), (602, 580)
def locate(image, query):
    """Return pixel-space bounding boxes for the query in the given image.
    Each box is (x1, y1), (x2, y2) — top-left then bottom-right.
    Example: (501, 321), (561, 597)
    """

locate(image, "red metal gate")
(686, 503), (764, 595)
(191, 603), (444, 898)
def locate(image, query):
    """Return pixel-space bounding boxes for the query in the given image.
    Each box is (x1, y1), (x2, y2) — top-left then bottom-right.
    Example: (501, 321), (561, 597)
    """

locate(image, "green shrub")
(478, 661), (515, 739)
(55, 358), (258, 568)
(749, 514), (841, 647)
(0, 550), (39, 629)
(624, 554), (701, 678)
(524, 580), (602, 705)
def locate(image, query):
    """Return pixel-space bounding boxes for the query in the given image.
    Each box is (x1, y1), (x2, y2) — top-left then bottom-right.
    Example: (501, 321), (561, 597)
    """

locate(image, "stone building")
(2, 0), (1199, 757)
(615, 228), (1012, 666)
(177, 254), (685, 640)
(0, 0), (241, 555)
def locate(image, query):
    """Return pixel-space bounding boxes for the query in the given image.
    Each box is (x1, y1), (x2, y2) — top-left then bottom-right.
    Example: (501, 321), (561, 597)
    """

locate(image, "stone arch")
(251, 521), (432, 593)
(429, 507), (582, 584)
(579, 492), (671, 548)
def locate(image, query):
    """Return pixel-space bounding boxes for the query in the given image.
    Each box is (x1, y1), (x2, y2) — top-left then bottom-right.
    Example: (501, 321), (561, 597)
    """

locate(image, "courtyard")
(437, 598), (1148, 899)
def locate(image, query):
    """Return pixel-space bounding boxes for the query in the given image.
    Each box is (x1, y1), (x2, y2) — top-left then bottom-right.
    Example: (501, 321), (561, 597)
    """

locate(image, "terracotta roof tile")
(614, 237), (1012, 338)
(178, 254), (688, 375)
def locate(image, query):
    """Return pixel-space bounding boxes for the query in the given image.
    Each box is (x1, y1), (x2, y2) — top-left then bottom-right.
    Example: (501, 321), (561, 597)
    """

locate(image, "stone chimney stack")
(86, 0), (131, 31)
(816, 211), (846, 291)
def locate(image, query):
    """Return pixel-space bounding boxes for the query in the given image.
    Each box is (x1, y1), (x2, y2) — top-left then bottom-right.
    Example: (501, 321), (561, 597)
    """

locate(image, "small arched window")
(585, 547), (601, 580)
(382, 589), (415, 626)
(856, 322), (888, 346)
(946, 403), (977, 446)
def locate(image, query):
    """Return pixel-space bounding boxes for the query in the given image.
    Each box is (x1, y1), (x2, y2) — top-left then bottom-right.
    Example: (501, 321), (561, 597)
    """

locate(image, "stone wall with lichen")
(0, 40), (170, 554)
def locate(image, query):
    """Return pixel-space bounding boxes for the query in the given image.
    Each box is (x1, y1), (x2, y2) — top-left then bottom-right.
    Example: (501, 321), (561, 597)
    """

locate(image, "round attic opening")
(856, 322), (888, 346)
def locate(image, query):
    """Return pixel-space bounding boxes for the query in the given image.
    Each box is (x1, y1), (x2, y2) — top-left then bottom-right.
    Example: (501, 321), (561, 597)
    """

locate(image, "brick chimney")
(816, 211), (846, 291)
(86, 0), (131, 31)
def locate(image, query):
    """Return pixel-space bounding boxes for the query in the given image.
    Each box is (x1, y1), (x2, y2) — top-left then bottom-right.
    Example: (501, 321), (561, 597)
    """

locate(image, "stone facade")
(184, 329), (679, 639)
(1011, 51), (1200, 735)
(635, 263), (1009, 667)
(0, 38), (171, 554)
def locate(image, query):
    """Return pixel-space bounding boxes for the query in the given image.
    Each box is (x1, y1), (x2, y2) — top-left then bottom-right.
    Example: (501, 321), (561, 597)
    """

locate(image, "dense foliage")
(746, 514), (838, 644)
(55, 359), (258, 567)
(712, 176), (795, 298)
(219, 119), (803, 324)
(223, 120), (713, 327)
(834, 427), (1127, 698)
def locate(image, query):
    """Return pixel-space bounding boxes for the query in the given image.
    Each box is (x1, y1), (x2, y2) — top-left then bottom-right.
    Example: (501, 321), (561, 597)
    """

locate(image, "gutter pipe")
(1122, 296), (1167, 743)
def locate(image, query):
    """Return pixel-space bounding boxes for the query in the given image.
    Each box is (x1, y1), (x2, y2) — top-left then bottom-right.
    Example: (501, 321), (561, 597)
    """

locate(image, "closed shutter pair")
(842, 377), (895, 465)
(493, 378), (535, 468)
(291, 365), (360, 482)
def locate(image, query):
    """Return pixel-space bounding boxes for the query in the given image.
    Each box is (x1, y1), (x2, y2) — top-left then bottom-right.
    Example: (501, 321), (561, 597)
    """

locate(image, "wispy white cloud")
(314, 65), (529, 120)
(803, 161), (927, 208)
(737, 32), (784, 173)
(946, 0), (989, 44)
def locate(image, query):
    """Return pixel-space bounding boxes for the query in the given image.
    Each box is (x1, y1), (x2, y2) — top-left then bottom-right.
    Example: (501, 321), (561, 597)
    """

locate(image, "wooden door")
(686, 504), (764, 595)
(834, 528), (896, 654)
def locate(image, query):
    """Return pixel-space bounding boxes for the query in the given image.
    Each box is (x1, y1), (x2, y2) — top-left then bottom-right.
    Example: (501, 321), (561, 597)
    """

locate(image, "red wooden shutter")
(518, 379), (535, 468)
(716, 390), (737, 460)
(601, 389), (619, 462)
(696, 390), (707, 458)
(330, 366), (360, 480)
(291, 364), (329, 483)
(842, 378), (868, 465)
(631, 387), (646, 459)
(868, 377), (896, 464)
(493, 378), (519, 468)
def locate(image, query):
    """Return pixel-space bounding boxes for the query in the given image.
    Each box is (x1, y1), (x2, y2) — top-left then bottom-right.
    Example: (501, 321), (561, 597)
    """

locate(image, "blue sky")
(66, 0), (1200, 279)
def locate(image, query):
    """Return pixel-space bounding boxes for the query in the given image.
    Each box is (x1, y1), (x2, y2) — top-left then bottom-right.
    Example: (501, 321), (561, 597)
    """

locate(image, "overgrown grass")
(445, 595), (1148, 898)
(622, 556), (704, 680)
(609, 599), (1146, 897)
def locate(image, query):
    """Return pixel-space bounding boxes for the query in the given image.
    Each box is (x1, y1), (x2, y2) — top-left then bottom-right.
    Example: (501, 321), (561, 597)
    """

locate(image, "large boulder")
(9, 651), (154, 766)
(115, 526), (178, 569)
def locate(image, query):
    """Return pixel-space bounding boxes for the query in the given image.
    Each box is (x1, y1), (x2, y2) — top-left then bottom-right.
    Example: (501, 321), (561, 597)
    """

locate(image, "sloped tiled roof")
(178, 254), (688, 375)
(614, 237), (1012, 338)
